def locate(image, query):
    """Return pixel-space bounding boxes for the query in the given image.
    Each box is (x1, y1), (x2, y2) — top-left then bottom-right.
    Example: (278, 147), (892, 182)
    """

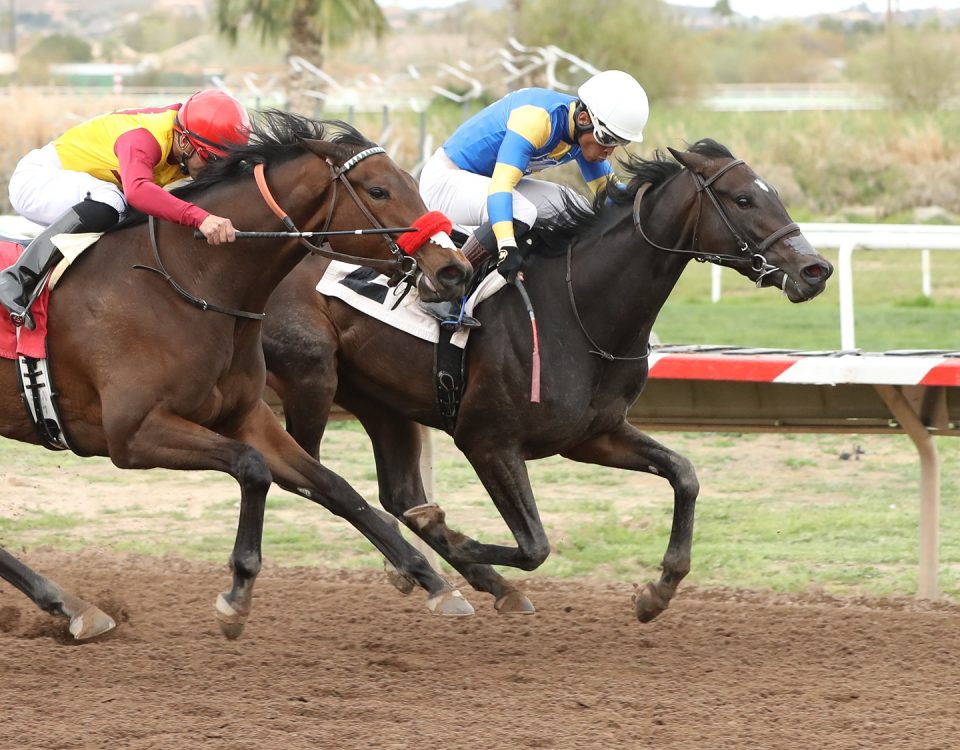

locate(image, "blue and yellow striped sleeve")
(576, 152), (616, 195)
(488, 105), (552, 246)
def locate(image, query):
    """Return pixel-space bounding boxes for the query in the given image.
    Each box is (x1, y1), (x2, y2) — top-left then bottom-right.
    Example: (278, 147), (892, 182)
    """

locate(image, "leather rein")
(138, 145), (417, 320)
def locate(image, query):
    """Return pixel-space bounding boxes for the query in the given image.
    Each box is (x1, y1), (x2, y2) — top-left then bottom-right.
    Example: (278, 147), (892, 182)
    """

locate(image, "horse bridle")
(255, 145), (419, 286)
(633, 158), (799, 289)
(565, 157), (799, 362)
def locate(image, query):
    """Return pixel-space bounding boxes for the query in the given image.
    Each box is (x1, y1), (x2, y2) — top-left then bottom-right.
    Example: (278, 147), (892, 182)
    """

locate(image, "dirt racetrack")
(1, 549), (958, 749)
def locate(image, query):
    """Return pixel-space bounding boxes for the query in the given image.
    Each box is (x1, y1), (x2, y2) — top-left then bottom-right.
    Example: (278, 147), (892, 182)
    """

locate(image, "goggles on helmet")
(591, 117), (631, 148)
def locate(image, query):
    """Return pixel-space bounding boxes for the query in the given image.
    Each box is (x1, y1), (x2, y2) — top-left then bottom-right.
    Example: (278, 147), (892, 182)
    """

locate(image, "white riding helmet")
(577, 70), (649, 144)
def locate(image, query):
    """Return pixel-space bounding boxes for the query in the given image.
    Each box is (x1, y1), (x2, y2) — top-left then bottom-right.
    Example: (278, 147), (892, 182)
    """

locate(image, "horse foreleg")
(562, 421), (699, 623)
(237, 402), (474, 617)
(409, 443), (553, 574)
(354, 410), (535, 614)
(107, 412), (272, 640)
(0, 547), (116, 640)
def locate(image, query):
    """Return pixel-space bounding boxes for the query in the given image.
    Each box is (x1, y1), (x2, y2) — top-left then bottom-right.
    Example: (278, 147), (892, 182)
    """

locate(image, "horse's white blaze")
(755, 179), (770, 192)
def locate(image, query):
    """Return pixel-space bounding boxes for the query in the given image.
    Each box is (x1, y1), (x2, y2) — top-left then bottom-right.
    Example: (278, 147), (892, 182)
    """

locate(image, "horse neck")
(561, 177), (698, 354)
(190, 157), (329, 314)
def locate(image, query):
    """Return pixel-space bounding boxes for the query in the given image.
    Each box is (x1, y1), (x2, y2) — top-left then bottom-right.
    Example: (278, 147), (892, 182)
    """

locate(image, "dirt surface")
(2, 548), (959, 750)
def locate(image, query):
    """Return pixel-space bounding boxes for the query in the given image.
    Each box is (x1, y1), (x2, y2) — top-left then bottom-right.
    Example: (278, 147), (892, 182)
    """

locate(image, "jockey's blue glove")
(497, 241), (522, 283)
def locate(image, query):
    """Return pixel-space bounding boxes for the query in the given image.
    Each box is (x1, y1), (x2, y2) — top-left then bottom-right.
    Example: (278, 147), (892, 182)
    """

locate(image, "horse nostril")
(802, 262), (832, 282)
(437, 264), (466, 287)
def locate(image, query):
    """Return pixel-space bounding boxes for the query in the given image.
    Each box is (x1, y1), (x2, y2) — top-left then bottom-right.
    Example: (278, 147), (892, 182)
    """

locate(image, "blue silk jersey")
(443, 88), (614, 245)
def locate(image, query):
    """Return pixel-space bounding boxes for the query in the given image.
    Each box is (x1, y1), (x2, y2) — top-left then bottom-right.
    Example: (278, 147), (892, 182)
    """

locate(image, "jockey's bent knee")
(73, 199), (120, 232)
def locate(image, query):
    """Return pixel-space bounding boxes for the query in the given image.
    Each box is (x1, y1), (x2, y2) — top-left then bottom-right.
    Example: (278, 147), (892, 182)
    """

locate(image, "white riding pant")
(418, 147), (588, 231)
(7, 144), (127, 226)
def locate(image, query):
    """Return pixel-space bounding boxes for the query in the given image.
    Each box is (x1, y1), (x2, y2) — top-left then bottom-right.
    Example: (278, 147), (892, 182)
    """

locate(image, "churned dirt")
(1, 547), (958, 750)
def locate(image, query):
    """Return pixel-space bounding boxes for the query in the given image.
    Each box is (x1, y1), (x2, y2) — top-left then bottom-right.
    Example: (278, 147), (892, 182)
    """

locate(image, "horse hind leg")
(0, 547), (116, 640)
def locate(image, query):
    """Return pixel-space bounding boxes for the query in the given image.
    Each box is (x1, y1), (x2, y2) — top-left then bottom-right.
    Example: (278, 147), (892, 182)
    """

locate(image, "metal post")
(711, 263), (722, 303)
(875, 385), (940, 598)
(415, 424), (442, 572)
(921, 249), (931, 298)
(838, 239), (857, 350)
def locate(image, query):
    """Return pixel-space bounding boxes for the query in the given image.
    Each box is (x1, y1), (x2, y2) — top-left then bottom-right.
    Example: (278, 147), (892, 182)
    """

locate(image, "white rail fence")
(710, 223), (960, 350)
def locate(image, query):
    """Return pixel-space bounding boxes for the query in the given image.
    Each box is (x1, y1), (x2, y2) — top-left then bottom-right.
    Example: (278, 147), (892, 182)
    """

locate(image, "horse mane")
(176, 109), (376, 197)
(113, 110), (376, 230)
(533, 138), (735, 252)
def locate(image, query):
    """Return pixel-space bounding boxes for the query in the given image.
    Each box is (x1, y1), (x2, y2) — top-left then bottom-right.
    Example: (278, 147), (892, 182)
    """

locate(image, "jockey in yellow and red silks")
(0, 89), (250, 329)
(418, 70), (649, 329)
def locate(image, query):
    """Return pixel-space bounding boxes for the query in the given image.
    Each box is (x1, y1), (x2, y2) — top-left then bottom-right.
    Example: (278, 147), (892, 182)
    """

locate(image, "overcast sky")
(378, 0), (960, 17)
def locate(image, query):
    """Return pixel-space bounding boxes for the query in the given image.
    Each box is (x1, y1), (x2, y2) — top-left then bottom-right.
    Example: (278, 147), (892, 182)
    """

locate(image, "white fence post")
(415, 425), (441, 571)
(837, 239), (857, 351)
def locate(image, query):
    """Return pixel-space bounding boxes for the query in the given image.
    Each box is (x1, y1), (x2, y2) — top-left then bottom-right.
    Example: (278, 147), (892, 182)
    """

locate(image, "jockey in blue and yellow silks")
(419, 70), (649, 328)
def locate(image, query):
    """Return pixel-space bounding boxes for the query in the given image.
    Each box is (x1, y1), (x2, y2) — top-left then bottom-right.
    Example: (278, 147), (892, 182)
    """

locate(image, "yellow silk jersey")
(52, 105), (183, 188)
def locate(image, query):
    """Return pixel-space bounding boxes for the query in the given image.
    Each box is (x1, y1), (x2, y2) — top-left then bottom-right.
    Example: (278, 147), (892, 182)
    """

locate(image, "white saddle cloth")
(317, 260), (507, 349)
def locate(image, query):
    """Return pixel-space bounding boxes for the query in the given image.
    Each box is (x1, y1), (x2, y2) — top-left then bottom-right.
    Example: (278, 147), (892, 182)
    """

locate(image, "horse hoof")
(426, 589), (475, 617)
(215, 593), (248, 640)
(383, 561), (416, 595)
(633, 582), (669, 623)
(69, 606), (117, 640)
(494, 591), (536, 615)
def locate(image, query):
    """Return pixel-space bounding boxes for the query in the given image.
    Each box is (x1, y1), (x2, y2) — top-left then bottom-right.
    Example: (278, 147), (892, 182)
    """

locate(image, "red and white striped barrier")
(647, 346), (960, 388)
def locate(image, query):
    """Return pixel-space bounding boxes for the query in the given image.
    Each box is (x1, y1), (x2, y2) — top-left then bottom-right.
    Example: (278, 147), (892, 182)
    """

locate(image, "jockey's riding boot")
(419, 296), (481, 329)
(0, 199), (118, 329)
(460, 230), (494, 270)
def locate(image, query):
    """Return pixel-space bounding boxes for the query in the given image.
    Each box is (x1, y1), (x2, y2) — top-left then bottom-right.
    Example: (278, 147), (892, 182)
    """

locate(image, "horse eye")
(736, 195), (752, 208)
(368, 187), (389, 199)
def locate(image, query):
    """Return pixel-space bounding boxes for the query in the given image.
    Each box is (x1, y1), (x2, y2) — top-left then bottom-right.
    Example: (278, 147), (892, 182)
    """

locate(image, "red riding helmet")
(174, 89), (252, 160)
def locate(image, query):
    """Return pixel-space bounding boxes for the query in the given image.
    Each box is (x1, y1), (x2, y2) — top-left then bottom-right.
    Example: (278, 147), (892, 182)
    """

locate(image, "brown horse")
(262, 139), (833, 621)
(0, 110), (473, 640)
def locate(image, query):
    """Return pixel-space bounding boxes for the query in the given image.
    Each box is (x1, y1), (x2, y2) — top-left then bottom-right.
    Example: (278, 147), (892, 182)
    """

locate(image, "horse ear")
(668, 147), (713, 176)
(300, 138), (346, 165)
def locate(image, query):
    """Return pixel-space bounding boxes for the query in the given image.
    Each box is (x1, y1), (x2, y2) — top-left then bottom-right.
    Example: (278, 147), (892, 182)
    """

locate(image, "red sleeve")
(114, 129), (209, 229)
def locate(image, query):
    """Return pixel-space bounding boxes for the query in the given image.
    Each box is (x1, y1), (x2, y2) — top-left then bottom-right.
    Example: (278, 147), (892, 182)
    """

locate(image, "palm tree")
(215, 0), (388, 112)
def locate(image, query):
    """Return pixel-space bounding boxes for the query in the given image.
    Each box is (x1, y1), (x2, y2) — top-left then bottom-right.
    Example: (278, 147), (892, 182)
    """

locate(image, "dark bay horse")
(262, 139), (834, 622)
(0, 111), (473, 640)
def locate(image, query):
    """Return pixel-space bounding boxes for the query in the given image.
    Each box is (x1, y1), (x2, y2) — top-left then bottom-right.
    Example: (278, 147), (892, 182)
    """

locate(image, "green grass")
(11, 428), (956, 599)
(654, 248), (960, 351)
